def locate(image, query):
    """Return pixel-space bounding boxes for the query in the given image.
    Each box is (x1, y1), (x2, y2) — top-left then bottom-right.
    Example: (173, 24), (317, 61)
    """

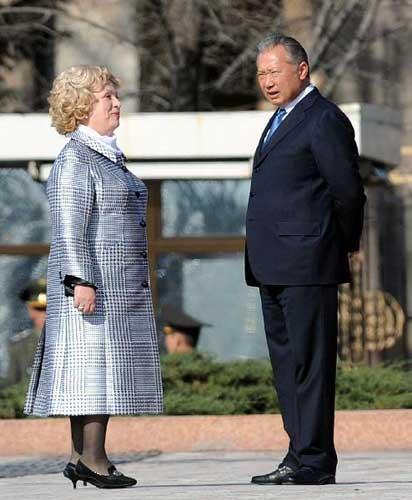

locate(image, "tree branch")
(323, 0), (381, 96)
(310, 0), (362, 71)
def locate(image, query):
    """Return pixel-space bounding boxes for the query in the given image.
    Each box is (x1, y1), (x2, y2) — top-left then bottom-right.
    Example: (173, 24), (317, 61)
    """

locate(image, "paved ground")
(0, 451), (411, 500)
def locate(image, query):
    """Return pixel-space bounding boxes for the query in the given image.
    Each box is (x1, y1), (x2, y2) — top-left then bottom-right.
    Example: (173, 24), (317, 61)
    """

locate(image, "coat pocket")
(276, 221), (320, 236)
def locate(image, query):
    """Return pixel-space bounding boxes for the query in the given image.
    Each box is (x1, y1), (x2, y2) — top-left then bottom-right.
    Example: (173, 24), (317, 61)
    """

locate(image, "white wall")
(0, 105), (402, 177)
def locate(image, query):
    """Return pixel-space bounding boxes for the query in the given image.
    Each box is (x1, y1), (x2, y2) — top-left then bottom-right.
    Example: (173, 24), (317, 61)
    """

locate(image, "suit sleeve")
(311, 107), (366, 252)
(47, 146), (96, 285)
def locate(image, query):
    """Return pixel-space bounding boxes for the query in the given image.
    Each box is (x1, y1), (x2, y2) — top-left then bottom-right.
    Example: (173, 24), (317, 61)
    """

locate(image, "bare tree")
(136, 0), (285, 111)
(308, 0), (382, 96)
(0, 0), (136, 111)
(135, 0), (412, 111)
(0, 0), (62, 111)
(2, 0), (412, 114)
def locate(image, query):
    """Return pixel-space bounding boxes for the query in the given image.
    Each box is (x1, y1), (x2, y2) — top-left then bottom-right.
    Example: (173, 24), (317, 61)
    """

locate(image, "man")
(8, 278), (47, 384)
(162, 304), (207, 354)
(246, 34), (365, 485)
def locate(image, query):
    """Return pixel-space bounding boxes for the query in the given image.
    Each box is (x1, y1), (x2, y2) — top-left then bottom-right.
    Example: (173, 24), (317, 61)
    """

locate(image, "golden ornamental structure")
(338, 253), (405, 363)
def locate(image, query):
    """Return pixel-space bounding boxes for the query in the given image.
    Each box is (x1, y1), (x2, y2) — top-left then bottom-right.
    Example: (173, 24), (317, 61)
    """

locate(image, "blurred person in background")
(246, 34), (365, 486)
(161, 304), (207, 354)
(24, 65), (163, 489)
(7, 278), (47, 384)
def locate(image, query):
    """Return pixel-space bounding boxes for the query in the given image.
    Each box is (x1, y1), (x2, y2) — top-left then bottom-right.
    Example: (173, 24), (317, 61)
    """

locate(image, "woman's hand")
(74, 285), (96, 314)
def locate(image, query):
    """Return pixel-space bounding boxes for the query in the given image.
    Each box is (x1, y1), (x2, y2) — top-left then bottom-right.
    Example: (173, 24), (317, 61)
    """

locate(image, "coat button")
(121, 165), (127, 172)
(250, 192), (255, 197)
(141, 280), (149, 288)
(135, 191), (140, 199)
(140, 220), (147, 227)
(140, 251), (147, 258)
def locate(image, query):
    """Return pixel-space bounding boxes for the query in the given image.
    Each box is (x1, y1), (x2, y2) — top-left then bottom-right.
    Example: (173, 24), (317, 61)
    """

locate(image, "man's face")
(165, 332), (180, 353)
(164, 330), (194, 354)
(27, 306), (46, 331)
(257, 45), (309, 107)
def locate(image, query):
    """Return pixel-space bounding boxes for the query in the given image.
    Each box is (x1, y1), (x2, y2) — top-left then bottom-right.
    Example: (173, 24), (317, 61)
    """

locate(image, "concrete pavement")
(0, 451), (411, 499)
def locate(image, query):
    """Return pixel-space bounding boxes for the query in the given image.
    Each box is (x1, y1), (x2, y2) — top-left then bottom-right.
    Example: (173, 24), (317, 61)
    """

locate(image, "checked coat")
(24, 129), (163, 417)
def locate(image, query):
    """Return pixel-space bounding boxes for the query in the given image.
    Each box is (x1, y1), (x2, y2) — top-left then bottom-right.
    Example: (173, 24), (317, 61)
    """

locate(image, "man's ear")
(298, 61), (309, 81)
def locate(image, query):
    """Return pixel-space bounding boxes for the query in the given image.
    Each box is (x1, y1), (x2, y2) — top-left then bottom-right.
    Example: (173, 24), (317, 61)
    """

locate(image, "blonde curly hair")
(48, 65), (120, 135)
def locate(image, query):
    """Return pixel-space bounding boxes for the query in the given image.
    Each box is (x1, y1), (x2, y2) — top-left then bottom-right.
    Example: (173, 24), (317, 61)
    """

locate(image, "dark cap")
(19, 278), (47, 310)
(161, 304), (210, 331)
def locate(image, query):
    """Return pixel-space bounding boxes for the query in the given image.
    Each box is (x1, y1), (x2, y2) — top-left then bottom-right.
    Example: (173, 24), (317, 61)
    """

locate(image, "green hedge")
(1, 353), (412, 418)
(0, 378), (28, 419)
(162, 353), (277, 415)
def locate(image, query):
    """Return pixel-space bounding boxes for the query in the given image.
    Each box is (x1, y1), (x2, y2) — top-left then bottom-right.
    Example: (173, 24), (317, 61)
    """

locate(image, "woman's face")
(85, 83), (121, 136)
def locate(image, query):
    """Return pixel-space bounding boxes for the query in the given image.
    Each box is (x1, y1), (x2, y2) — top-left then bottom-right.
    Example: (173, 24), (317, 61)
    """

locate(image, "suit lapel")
(256, 109), (305, 165)
(254, 88), (320, 169)
(253, 112), (276, 167)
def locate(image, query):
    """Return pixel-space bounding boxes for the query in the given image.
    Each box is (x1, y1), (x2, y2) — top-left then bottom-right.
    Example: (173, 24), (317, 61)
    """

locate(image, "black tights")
(70, 415), (111, 474)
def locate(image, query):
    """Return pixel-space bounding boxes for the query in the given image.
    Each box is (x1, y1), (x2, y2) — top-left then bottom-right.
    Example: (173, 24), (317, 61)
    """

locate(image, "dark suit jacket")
(245, 88), (366, 287)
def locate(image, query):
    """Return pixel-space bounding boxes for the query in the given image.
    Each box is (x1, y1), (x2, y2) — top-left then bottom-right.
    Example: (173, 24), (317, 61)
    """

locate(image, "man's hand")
(348, 250), (363, 261)
(74, 285), (96, 314)
(348, 250), (363, 273)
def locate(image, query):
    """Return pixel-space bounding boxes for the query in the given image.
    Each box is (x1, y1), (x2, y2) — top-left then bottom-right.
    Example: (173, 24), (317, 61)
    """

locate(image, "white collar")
(282, 84), (315, 116)
(78, 124), (122, 154)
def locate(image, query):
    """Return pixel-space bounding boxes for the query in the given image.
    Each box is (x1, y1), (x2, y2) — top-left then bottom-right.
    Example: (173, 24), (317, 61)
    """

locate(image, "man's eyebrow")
(257, 68), (280, 73)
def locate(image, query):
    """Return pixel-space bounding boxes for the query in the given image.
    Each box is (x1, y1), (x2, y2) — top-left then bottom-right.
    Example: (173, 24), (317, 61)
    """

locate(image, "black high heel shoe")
(75, 460), (137, 489)
(63, 462), (88, 489)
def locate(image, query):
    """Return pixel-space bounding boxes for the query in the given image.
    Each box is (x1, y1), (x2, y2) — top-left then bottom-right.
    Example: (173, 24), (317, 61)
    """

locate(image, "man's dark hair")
(257, 33), (309, 69)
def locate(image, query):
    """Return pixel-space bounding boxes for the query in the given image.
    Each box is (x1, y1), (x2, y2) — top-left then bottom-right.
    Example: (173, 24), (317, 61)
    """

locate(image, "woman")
(24, 65), (163, 489)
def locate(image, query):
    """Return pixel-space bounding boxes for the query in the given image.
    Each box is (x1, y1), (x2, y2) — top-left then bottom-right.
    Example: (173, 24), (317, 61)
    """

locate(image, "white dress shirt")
(263, 84), (315, 143)
(282, 83), (315, 117)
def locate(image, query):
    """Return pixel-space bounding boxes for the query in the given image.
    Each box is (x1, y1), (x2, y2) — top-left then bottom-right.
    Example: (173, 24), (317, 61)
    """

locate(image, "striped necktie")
(263, 108), (286, 147)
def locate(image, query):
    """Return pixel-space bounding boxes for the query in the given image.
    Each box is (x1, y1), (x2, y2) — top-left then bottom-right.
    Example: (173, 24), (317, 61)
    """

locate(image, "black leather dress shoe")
(251, 465), (296, 485)
(294, 467), (336, 485)
(75, 460), (137, 489)
(63, 462), (87, 488)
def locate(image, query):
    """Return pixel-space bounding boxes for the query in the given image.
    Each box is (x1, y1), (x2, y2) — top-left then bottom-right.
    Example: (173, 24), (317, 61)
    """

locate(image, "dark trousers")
(259, 284), (338, 474)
